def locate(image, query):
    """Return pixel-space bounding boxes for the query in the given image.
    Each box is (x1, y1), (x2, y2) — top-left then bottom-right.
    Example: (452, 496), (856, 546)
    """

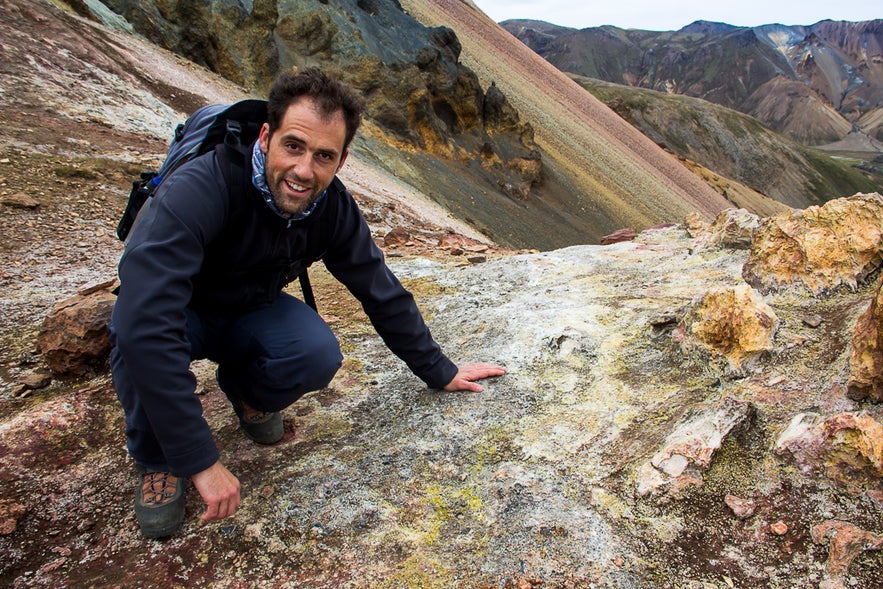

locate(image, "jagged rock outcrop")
(97, 0), (544, 224)
(636, 395), (755, 496)
(776, 412), (883, 495)
(743, 193), (883, 295)
(848, 275), (883, 402)
(691, 207), (762, 250)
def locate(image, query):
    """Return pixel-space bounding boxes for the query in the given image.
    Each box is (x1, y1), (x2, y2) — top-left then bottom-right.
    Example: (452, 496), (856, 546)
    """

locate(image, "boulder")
(36, 280), (117, 377)
(680, 284), (778, 370)
(775, 412), (883, 494)
(692, 208), (761, 250)
(847, 275), (883, 402)
(636, 396), (754, 496)
(742, 193), (883, 295)
(383, 226), (411, 247)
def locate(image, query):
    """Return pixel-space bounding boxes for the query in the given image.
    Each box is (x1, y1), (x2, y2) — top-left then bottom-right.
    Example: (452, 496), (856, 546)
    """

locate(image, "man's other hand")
(443, 362), (506, 392)
(192, 461), (241, 522)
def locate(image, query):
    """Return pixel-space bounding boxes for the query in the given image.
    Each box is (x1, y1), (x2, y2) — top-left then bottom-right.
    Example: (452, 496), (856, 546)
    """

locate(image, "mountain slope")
(503, 18), (883, 148)
(575, 76), (882, 208)
(400, 0), (730, 227)
(89, 0), (732, 247)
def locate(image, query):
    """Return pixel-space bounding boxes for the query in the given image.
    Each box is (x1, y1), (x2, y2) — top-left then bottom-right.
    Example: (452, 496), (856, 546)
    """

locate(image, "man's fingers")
(201, 502), (220, 522)
(202, 499), (238, 521)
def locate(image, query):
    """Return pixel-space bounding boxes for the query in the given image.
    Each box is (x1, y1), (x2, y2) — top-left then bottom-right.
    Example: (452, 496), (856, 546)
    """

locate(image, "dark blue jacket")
(111, 144), (458, 475)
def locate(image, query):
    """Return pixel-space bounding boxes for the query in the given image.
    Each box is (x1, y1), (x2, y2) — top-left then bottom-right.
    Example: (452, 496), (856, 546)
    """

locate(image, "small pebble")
(770, 521), (788, 536)
(725, 494), (757, 519)
(802, 315), (823, 328)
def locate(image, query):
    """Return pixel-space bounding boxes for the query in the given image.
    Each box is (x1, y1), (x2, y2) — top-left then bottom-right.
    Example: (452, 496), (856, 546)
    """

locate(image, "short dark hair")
(267, 68), (364, 151)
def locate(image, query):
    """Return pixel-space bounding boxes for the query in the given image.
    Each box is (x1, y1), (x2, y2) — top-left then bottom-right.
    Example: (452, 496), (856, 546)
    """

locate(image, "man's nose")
(292, 155), (314, 179)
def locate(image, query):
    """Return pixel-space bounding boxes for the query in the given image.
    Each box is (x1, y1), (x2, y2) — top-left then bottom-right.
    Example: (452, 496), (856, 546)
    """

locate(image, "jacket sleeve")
(111, 155), (228, 476)
(321, 188), (458, 389)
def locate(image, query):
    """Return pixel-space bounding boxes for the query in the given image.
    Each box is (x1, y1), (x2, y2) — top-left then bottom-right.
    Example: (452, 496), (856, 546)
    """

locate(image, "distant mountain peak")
(678, 20), (740, 34)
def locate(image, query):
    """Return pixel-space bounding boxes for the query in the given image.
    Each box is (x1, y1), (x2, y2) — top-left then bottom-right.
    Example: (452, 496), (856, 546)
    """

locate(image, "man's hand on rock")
(443, 362), (506, 392)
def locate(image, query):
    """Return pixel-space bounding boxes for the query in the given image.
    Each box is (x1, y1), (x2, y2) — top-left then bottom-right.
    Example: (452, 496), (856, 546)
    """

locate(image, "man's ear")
(337, 149), (349, 172)
(258, 122), (271, 153)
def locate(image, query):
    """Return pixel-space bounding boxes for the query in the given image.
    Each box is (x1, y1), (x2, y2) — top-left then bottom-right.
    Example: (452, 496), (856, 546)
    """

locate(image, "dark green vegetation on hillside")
(577, 77), (883, 206)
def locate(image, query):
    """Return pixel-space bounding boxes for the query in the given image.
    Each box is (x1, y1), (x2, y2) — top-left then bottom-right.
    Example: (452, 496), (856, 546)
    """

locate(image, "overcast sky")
(472, 0), (880, 31)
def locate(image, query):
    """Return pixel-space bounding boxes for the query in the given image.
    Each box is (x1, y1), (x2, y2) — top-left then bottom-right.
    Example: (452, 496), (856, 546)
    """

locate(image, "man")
(109, 69), (505, 539)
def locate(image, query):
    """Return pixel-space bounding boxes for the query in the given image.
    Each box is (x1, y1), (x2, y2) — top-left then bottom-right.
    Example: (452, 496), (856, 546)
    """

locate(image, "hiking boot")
(216, 367), (284, 444)
(134, 470), (187, 539)
(230, 397), (285, 444)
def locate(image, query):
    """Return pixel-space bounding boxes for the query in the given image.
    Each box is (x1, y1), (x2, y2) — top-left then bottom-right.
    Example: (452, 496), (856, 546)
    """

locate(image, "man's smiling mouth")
(285, 179), (309, 193)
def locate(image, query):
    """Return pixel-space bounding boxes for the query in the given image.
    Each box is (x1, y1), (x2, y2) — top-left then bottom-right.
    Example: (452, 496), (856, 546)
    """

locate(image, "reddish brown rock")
(15, 370), (52, 392)
(0, 500), (28, 535)
(600, 228), (637, 245)
(770, 521), (788, 536)
(812, 520), (883, 589)
(383, 226), (411, 247)
(742, 193), (883, 295)
(724, 494), (757, 519)
(847, 275), (883, 402)
(36, 280), (117, 377)
(439, 232), (470, 249)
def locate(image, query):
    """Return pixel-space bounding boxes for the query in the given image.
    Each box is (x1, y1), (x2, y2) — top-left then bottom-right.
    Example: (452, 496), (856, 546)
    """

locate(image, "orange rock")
(775, 412), (883, 493)
(686, 284), (778, 370)
(847, 275), (883, 402)
(770, 521), (788, 536)
(743, 193), (883, 295)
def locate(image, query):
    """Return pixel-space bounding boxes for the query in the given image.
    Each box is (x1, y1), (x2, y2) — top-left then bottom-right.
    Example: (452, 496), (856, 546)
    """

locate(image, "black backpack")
(117, 99), (317, 310)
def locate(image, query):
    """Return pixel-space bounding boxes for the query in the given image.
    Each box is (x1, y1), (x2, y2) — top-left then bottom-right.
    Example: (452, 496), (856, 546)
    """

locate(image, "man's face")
(259, 97), (348, 216)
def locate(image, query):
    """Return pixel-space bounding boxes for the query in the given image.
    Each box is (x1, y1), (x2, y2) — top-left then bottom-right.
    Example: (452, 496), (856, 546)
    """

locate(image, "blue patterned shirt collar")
(251, 141), (324, 222)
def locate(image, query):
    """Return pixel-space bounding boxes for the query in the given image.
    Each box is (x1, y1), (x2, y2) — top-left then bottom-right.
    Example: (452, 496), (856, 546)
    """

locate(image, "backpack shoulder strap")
(216, 139), (320, 313)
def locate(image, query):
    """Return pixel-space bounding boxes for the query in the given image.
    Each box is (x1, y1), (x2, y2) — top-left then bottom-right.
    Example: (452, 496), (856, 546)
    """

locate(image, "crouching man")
(109, 68), (505, 538)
